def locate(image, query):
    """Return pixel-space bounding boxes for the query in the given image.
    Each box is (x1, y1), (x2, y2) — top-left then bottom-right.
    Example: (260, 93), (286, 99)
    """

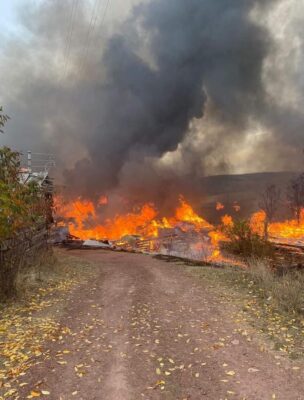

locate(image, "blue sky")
(0, 0), (26, 36)
(0, 0), (120, 38)
(1, 1), (47, 36)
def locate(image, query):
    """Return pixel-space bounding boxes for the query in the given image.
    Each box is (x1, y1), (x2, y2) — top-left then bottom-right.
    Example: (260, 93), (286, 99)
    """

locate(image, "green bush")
(223, 220), (275, 258)
(0, 147), (47, 241)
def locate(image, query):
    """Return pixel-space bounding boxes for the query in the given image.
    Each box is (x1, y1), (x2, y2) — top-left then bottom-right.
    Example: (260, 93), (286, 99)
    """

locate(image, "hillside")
(200, 171), (296, 223)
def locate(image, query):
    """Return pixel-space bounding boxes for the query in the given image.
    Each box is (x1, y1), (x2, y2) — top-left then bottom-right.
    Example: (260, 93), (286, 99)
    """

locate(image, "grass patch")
(180, 259), (304, 359)
(248, 259), (304, 315)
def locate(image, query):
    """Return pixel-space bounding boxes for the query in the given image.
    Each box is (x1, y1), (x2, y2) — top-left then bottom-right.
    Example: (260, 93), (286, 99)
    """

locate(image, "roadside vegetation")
(0, 107), (47, 240)
(210, 183), (304, 359)
(0, 108), (55, 299)
(248, 258), (304, 315)
(0, 146), (50, 240)
(0, 108), (101, 398)
(184, 259), (304, 360)
(222, 219), (275, 259)
(0, 146), (52, 299)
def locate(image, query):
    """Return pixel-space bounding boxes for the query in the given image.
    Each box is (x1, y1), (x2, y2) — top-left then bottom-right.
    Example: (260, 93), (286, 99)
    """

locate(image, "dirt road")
(18, 250), (304, 400)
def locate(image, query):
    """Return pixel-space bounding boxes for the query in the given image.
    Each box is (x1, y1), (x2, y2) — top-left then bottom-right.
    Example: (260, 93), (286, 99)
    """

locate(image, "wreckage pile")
(52, 196), (304, 270)
(51, 225), (304, 273)
(51, 224), (215, 259)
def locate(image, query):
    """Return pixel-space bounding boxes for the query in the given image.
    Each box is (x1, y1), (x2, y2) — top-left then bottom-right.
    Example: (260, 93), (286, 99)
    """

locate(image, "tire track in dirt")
(15, 250), (304, 400)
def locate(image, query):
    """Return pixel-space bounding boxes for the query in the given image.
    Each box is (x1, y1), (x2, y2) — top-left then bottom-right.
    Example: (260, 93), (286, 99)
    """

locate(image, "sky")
(0, 0), (304, 205)
(0, 0), (139, 36)
(1, 0), (29, 34)
(1, 1), (18, 34)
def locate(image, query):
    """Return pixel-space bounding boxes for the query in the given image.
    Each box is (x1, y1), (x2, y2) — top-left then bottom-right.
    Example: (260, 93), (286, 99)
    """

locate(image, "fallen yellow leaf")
(30, 391), (41, 397)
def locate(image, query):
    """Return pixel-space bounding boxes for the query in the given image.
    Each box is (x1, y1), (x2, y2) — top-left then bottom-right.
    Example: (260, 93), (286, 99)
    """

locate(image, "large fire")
(56, 198), (158, 240)
(250, 210), (304, 242)
(55, 195), (304, 262)
(56, 195), (212, 240)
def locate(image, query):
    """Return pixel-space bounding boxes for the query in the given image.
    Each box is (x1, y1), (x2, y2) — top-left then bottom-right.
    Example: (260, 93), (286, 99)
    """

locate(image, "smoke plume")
(1, 0), (304, 211)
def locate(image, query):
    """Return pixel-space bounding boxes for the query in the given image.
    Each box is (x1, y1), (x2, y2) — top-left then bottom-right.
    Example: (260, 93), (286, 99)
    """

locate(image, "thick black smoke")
(1, 0), (304, 212)
(65, 0), (274, 198)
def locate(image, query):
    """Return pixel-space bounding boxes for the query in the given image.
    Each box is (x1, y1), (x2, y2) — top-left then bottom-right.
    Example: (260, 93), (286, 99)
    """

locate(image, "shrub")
(0, 147), (48, 241)
(223, 220), (275, 258)
(0, 146), (52, 298)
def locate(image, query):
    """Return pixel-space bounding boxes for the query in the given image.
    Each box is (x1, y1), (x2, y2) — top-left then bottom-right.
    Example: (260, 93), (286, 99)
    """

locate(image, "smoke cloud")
(1, 0), (304, 211)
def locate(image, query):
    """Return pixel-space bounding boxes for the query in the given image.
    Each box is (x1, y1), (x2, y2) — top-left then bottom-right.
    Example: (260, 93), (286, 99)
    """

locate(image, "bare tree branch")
(259, 184), (281, 240)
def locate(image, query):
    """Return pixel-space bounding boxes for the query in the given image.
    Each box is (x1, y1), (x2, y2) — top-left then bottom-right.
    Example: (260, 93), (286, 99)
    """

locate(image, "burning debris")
(53, 192), (304, 270)
(55, 196), (220, 259)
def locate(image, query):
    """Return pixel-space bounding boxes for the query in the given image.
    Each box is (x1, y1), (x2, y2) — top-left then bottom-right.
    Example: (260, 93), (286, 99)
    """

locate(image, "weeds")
(248, 258), (304, 316)
(272, 272), (304, 314)
(15, 249), (57, 297)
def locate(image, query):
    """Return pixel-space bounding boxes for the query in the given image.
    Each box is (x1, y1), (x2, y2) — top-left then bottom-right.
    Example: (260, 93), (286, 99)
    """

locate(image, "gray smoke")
(1, 0), (304, 211)
(65, 0), (274, 196)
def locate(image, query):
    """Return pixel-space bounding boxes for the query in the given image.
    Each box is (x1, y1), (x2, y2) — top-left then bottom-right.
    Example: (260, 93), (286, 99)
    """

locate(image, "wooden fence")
(0, 224), (49, 298)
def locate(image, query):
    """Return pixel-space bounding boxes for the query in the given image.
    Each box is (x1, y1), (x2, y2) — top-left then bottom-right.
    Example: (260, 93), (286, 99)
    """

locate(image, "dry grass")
(14, 248), (96, 300)
(15, 249), (57, 297)
(273, 274), (304, 314)
(247, 258), (274, 296)
(248, 258), (304, 316)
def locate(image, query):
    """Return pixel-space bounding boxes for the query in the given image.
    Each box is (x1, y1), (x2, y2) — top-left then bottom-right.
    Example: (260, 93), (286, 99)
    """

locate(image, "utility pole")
(27, 151), (32, 173)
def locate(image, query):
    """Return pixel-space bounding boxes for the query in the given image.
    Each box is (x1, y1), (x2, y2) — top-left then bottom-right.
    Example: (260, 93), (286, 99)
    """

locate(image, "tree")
(0, 147), (47, 240)
(287, 174), (304, 224)
(259, 184), (281, 240)
(0, 147), (20, 182)
(0, 106), (9, 133)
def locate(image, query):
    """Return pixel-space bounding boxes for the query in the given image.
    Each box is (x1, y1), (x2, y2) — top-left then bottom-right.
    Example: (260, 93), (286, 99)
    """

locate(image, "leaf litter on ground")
(0, 251), (97, 399)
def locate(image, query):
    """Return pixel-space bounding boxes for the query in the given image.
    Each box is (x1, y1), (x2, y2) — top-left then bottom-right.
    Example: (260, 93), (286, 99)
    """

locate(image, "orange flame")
(222, 214), (233, 227)
(98, 196), (108, 206)
(269, 213), (304, 240)
(250, 209), (304, 240)
(173, 196), (213, 230)
(57, 198), (158, 240)
(56, 195), (215, 240)
(216, 202), (225, 211)
(56, 194), (304, 263)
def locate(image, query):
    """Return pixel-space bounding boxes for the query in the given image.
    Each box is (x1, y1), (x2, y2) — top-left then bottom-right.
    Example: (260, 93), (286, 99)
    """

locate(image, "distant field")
(199, 171), (296, 223)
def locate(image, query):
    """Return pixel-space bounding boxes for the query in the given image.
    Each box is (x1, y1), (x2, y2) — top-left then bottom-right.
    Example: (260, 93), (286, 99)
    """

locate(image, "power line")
(85, 0), (102, 51)
(79, 0), (102, 73)
(101, 0), (111, 26)
(79, 0), (111, 75)
(62, 0), (80, 81)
